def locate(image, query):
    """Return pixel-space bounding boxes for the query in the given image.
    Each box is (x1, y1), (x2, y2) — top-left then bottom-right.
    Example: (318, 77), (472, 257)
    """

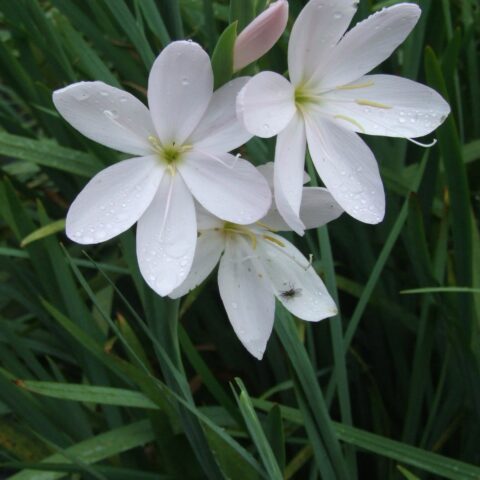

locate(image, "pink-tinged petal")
(148, 41), (213, 145)
(233, 0), (289, 71)
(313, 4), (421, 90)
(179, 152), (271, 225)
(136, 173), (196, 296)
(288, 0), (358, 85)
(53, 82), (155, 156)
(318, 74), (450, 138)
(66, 156), (164, 244)
(258, 233), (337, 321)
(304, 115), (385, 224)
(274, 112), (307, 235)
(218, 236), (275, 359)
(237, 71), (296, 138)
(169, 229), (225, 299)
(263, 187), (343, 231)
(188, 77), (252, 154)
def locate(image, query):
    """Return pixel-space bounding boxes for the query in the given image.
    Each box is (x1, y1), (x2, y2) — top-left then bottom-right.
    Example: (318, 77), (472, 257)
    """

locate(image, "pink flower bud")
(233, 0), (289, 72)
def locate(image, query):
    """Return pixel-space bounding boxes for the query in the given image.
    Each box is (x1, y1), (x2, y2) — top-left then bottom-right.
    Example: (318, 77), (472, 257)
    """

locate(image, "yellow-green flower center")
(294, 86), (319, 109)
(148, 135), (192, 168)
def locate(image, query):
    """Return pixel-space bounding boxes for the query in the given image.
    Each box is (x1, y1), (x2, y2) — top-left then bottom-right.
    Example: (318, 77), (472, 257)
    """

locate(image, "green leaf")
(0, 131), (101, 177)
(211, 22), (237, 89)
(233, 378), (282, 479)
(8, 420), (155, 480)
(18, 381), (158, 409)
(20, 220), (66, 247)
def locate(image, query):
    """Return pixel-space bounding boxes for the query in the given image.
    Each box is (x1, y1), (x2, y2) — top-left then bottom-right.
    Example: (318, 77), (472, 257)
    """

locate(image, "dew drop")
(100, 91), (109, 97)
(232, 302), (238, 309)
(104, 109), (119, 120)
(333, 11), (342, 19)
(181, 77), (189, 86)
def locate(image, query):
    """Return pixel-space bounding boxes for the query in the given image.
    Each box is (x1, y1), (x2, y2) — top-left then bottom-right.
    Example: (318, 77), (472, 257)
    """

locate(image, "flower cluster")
(53, 0), (449, 359)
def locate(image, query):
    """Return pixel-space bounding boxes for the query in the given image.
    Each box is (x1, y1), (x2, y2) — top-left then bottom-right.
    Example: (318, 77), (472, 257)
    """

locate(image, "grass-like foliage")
(0, 0), (479, 478)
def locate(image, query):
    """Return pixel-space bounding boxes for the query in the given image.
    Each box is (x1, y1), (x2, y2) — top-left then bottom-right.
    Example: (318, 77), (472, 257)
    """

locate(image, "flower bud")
(233, 0), (289, 72)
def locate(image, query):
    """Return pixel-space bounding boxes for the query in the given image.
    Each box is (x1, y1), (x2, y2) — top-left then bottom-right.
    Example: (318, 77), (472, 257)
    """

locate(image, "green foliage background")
(0, 0), (479, 478)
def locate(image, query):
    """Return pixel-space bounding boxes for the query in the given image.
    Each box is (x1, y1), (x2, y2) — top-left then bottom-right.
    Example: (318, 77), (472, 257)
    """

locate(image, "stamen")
(334, 114), (365, 133)
(355, 99), (392, 109)
(148, 135), (162, 152)
(255, 221), (277, 232)
(407, 137), (438, 148)
(304, 253), (313, 271)
(223, 223), (258, 249)
(336, 80), (375, 90)
(262, 235), (285, 247)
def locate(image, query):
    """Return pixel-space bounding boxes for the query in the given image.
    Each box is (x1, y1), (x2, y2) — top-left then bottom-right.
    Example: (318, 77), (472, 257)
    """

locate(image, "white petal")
(148, 41), (213, 145)
(317, 74), (450, 138)
(288, 0), (357, 85)
(188, 77), (252, 154)
(313, 4), (421, 90)
(262, 187), (343, 231)
(53, 82), (156, 156)
(237, 71), (296, 138)
(66, 156), (164, 244)
(169, 230), (225, 299)
(218, 237), (275, 359)
(196, 203), (224, 230)
(258, 233), (337, 321)
(304, 115), (385, 224)
(297, 188), (344, 229)
(274, 113), (307, 235)
(179, 152), (271, 225)
(136, 173), (196, 296)
(257, 162), (310, 189)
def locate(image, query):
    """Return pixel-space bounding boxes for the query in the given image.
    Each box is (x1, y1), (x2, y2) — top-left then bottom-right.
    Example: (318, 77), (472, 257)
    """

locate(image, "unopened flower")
(233, 0), (289, 71)
(237, 1), (450, 233)
(53, 41), (271, 296)
(170, 163), (342, 359)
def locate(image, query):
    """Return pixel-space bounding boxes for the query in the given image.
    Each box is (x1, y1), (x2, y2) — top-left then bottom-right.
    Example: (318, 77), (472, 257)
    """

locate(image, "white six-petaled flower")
(237, 0), (450, 234)
(170, 163), (343, 359)
(53, 40), (271, 297)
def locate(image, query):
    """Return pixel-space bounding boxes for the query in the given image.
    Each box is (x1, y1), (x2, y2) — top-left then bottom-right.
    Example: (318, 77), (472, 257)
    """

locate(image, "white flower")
(233, 0), (289, 72)
(53, 41), (271, 296)
(237, 1), (450, 233)
(170, 163), (343, 359)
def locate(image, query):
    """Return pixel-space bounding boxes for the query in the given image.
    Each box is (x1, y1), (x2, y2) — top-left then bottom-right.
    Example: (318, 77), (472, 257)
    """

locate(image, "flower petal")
(53, 81), (156, 156)
(66, 156), (164, 244)
(196, 203), (224, 230)
(179, 152), (271, 225)
(257, 162), (310, 189)
(288, 0), (357, 85)
(188, 77), (252, 154)
(262, 187), (343, 231)
(233, 0), (289, 71)
(258, 233), (337, 321)
(273, 113), (307, 235)
(313, 4), (421, 90)
(317, 74), (450, 138)
(218, 236), (275, 359)
(136, 173), (196, 296)
(304, 115), (385, 224)
(237, 71), (296, 138)
(169, 230), (225, 299)
(148, 41), (213, 145)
